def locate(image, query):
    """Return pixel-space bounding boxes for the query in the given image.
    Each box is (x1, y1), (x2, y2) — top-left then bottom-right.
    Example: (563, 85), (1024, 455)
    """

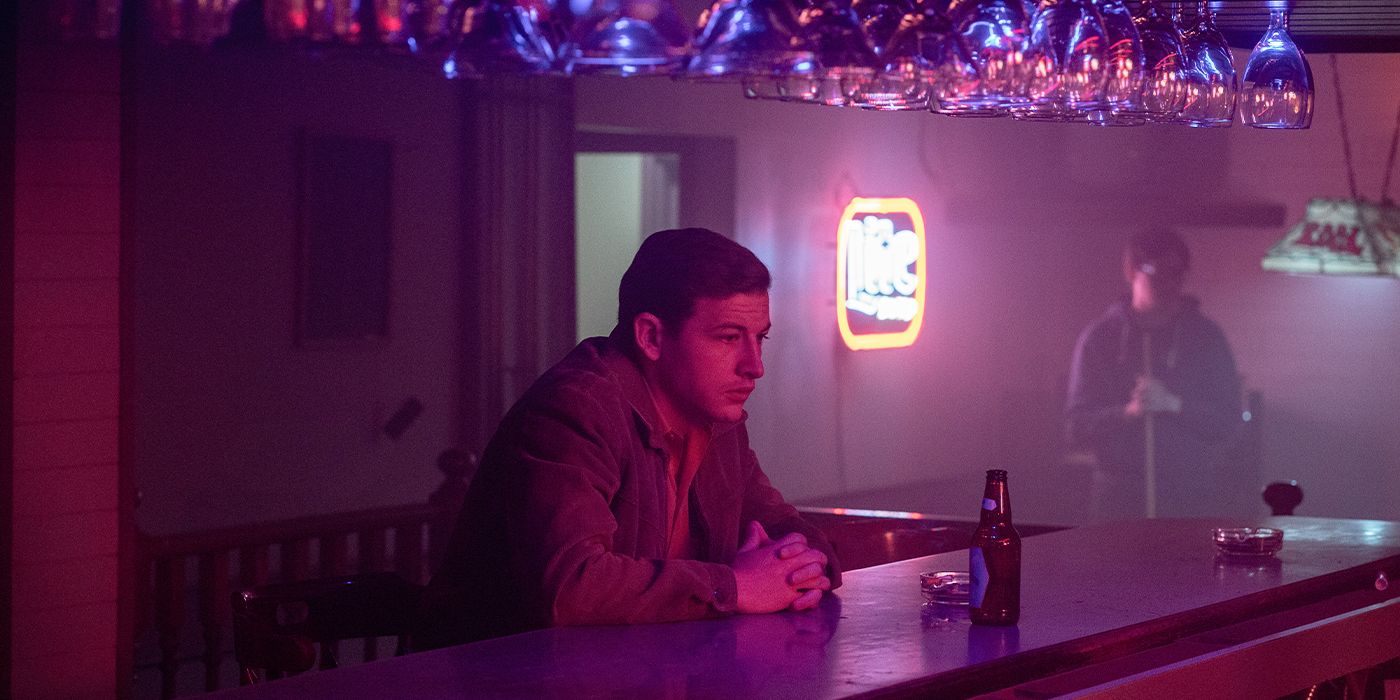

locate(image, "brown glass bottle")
(969, 469), (1021, 626)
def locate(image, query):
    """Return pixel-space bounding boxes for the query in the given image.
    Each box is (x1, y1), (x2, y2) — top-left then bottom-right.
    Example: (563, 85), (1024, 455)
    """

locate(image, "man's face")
(1131, 254), (1188, 303)
(653, 292), (770, 428)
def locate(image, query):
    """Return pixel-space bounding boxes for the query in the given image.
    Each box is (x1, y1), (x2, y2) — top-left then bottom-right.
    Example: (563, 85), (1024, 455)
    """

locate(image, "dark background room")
(5, 0), (1400, 696)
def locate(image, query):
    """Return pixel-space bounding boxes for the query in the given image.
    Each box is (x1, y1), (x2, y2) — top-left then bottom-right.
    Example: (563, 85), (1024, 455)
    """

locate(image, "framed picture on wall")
(296, 132), (393, 347)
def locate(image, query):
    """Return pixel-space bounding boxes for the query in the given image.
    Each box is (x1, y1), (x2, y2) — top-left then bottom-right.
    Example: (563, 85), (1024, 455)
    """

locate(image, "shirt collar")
(602, 326), (743, 451)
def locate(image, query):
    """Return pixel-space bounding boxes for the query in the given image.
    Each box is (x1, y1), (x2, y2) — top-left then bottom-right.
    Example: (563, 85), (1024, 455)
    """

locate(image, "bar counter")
(211, 517), (1400, 699)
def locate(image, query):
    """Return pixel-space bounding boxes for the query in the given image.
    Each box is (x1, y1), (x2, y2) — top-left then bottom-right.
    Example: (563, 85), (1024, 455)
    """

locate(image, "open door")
(574, 132), (737, 341)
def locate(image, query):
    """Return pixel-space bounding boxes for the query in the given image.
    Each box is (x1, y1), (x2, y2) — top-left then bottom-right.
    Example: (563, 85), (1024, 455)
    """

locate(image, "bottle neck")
(980, 478), (1012, 523)
(1269, 9), (1289, 31)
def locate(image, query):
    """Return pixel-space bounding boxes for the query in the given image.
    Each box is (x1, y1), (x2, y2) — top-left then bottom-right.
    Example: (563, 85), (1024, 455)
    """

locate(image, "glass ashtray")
(1213, 527), (1284, 558)
(920, 571), (970, 606)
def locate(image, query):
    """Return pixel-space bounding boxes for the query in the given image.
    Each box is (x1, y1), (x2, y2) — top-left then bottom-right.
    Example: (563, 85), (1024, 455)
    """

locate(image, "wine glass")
(854, 0), (912, 53)
(1088, 0), (1145, 126)
(1015, 0), (1109, 122)
(1121, 0), (1186, 123)
(1241, 8), (1312, 129)
(941, 0), (1030, 117)
(566, 0), (691, 75)
(684, 0), (815, 82)
(856, 0), (963, 111)
(391, 0), (454, 52)
(783, 0), (880, 106)
(46, 0), (122, 40)
(441, 0), (558, 78)
(1177, 1), (1236, 127)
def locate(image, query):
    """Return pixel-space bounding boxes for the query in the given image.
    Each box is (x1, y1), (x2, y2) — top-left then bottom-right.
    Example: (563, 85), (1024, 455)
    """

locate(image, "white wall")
(576, 153), (644, 340)
(131, 50), (466, 534)
(575, 53), (1400, 522)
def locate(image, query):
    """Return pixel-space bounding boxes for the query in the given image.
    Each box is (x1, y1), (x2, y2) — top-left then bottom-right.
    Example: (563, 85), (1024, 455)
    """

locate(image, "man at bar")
(1065, 229), (1242, 520)
(416, 228), (841, 647)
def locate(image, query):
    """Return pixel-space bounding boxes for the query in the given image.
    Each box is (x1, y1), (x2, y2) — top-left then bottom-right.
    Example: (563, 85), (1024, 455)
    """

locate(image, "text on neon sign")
(843, 215), (920, 322)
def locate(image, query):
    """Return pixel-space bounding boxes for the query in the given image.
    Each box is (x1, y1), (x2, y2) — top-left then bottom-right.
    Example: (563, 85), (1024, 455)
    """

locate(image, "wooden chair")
(1263, 480), (1304, 516)
(231, 572), (423, 684)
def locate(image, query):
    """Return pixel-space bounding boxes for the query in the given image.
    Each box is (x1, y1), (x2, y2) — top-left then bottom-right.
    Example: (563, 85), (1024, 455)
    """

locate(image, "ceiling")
(1154, 0), (1400, 53)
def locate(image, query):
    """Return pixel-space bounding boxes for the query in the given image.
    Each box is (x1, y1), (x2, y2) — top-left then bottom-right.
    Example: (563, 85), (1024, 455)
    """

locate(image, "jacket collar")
(601, 327), (742, 452)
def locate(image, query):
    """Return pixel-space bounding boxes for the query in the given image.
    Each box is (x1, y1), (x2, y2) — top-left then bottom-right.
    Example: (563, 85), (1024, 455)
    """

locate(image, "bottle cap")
(986, 469), (1008, 479)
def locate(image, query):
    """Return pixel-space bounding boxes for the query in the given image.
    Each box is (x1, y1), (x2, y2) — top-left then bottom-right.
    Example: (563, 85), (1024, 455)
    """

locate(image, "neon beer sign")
(836, 197), (926, 350)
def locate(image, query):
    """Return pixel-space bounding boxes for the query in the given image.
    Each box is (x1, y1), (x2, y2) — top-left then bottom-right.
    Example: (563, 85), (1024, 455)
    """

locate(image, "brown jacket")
(416, 331), (840, 648)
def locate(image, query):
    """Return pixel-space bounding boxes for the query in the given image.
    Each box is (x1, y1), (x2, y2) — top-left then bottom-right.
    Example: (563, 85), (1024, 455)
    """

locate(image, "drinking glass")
(1122, 0), (1185, 123)
(1177, 1), (1236, 127)
(941, 0), (1029, 116)
(683, 0), (815, 81)
(441, 0), (557, 78)
(145, 0), (237, 44)
(395, 0), (454, 53)
(46, 0), (122, 40)
(856, 0), (964, 111)
(566, 0), (691, 75)
(1241, 8), (1312, 129)
(783, 0), (879, 106)
(743, 75), (817, 100)
(1088, 0), (1145, 126)
(1015, 0), (1109, 121)
(301, 0), (359, 43)
(854, 0), (912, 54)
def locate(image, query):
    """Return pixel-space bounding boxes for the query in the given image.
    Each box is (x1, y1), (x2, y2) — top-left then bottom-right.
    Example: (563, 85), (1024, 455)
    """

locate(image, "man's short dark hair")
(618, 228), (771, 339)
(1123, 229), (1191, 280)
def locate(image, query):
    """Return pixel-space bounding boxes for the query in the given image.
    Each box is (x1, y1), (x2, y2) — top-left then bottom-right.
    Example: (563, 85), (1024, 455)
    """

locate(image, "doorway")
(575, 152), (679, 340)
(574, 132), (737, 341)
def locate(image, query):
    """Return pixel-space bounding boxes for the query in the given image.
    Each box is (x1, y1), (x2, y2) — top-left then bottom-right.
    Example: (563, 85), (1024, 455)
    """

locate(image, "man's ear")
(633, 312), (665, 362)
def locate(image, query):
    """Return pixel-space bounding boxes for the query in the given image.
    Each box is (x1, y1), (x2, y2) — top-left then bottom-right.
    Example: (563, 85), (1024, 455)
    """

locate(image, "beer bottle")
(969, 469), (1021, 626)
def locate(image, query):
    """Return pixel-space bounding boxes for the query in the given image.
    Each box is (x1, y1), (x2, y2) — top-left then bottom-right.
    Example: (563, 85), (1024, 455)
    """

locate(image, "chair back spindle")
(137, 449), (476, 697)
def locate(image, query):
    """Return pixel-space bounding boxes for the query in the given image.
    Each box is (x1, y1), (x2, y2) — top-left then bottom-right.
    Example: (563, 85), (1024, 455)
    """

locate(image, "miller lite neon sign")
(836, 197), (926, 350)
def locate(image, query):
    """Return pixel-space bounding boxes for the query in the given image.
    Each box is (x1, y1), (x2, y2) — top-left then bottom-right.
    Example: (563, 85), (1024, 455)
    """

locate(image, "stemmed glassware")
(854, 5), (936, 110)
(1177, 1), (1236, 127)
(685, 0), (814, 82)
(107, 0), (1328, 132)
(854, 0), (912, 52)
(1118, 0), (1186, 123)
(1015, 0), (1110, 122)
(145, 0), (239, 44)
(393, 0), (455, 54)
(785, 0), (882, 105)
(1087, 0), (1145, 126)
(566, 0), (692, 75)
(441, 0), (558, 78)
(46, 0), (122, 40)
(1241, 8), (1313, 129)
(856, 0), (975, 111)
(940, 0), (1030, 117)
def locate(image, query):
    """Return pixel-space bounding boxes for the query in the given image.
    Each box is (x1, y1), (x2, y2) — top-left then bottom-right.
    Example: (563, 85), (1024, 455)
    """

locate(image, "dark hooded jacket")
(1065, 297), (1242, 516)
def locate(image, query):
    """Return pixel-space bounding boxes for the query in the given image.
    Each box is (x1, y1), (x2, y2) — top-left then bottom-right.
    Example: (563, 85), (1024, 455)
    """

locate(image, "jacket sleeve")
(737, 442), (844, 588)
(1166, 321), (1241, 443)
(1065, 322), (1128, 447)
(506, 385), (740, 628)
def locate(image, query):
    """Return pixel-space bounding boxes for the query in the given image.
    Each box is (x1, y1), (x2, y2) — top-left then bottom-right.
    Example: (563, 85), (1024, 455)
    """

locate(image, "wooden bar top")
(211, 517), (1400, 699)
